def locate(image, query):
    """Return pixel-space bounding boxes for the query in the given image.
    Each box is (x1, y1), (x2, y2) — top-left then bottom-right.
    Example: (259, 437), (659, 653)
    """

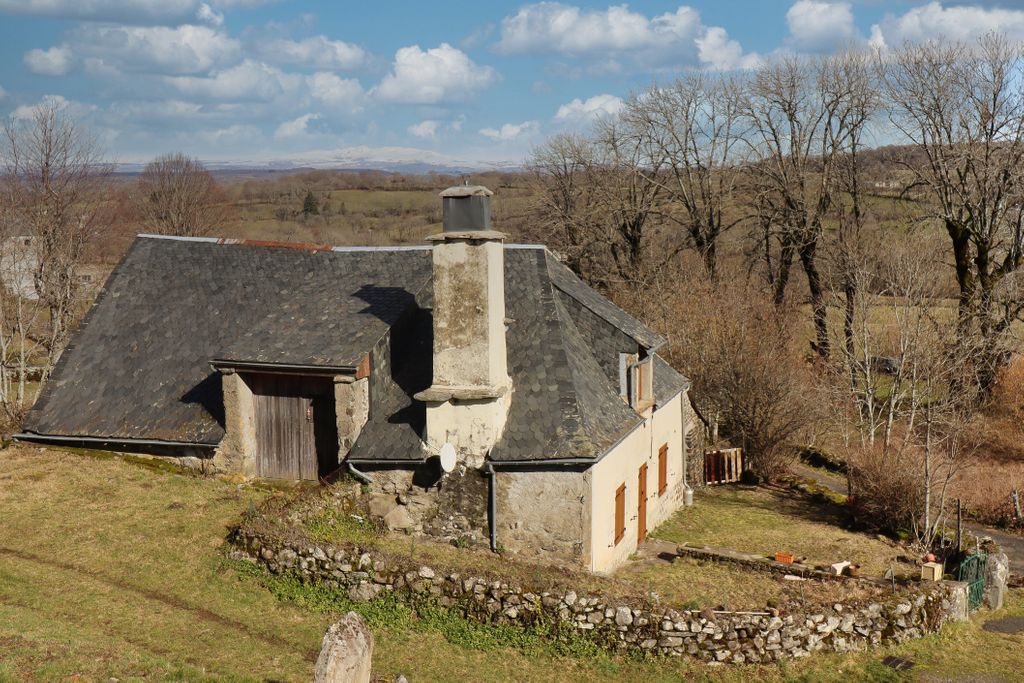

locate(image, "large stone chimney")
(415, 185), (510, 468)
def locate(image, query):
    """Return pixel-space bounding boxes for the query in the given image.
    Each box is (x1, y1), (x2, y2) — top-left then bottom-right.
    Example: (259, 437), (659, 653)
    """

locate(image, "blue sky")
(2, 1), (1024, 165)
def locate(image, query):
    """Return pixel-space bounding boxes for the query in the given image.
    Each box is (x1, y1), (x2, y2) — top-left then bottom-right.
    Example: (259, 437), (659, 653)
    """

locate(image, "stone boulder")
(985, 552), (1010, 611)
(313, 612), (374, 683)
(383, 505), (414, 531)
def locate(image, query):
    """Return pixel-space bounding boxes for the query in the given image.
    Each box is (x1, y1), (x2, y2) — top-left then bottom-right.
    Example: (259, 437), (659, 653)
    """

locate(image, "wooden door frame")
(248, 372), (337, 481)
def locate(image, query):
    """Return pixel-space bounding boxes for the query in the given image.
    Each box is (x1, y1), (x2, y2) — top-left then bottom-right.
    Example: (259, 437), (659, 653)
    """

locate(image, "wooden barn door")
(637, 463), (648, 542)
(250, 374), (337, 481)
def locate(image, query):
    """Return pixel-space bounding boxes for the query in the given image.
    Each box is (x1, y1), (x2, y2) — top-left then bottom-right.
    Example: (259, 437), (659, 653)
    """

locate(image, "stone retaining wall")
(230, 529), (968, 664)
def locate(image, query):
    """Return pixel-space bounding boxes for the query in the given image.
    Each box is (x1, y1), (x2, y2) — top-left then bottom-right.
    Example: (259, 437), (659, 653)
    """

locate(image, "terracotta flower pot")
(775, 552), (795, 564)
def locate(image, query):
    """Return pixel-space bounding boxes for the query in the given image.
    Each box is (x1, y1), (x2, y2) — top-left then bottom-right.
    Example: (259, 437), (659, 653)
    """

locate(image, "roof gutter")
(12, 432), (216, 450)
(209, 359), (357, 375)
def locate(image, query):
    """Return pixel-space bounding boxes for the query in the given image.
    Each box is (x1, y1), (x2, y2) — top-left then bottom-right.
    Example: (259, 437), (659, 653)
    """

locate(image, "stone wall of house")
(496, 467), (592, 564)
(366, 463), (490, 545)
(230, 529), (968, 665)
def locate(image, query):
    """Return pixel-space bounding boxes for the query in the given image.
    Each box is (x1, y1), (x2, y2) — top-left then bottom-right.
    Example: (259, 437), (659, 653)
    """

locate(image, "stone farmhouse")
(19, 186), (697, 572)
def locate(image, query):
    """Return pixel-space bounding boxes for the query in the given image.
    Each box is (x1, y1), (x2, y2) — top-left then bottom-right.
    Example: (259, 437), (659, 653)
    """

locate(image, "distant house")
(19, 186), (695, 572)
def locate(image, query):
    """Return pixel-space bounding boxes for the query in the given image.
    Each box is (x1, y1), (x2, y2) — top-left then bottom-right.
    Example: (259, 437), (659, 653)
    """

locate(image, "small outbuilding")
(19, 186), (697, 572)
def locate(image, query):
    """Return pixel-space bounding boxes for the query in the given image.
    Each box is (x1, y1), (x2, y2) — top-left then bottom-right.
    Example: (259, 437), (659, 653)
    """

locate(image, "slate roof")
(23, 235), (689, 464)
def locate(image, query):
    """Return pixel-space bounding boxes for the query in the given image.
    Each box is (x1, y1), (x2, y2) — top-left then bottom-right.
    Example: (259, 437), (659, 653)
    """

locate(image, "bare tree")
(1, 100), (109, 377)
(881, 34), (1024, 394)
(527, 123), (668, 288)
(661, 267), (821, 481)
(833, 241), (981, 546)
(137, 152), (228, 237)
(741, 53), (876, 360)
(621, 72), (747, 280)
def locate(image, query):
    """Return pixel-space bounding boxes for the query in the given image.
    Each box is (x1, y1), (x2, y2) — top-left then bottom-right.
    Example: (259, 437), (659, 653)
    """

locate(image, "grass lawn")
(650, 484), (913, 578)
(1, 444), (1022, 682)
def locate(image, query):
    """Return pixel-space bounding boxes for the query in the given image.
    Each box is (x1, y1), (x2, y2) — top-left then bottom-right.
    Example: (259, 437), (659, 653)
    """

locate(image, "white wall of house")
(588, 391), (686, 573)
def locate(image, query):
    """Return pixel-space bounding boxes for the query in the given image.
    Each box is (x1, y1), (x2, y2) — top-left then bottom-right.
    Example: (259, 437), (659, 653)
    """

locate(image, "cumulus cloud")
(408, 120), (440, 139)
(697, 26), (760, 70)
(0, 0), (215, 25)
(41, 24), (241, 77)
(786, 0), (859, 53)
(373, 43), (499, 103)
(554, 94), (624, 122)
(10, 94), (87, 120)
(195, 2), (222, 26)
(193, 123), (261, 145)
(479, 120), (539, 140)
(495, 3), (755, 70)
(869, 1), (1024, 48)
(167, 60), (303, 100)
(308, 72), (364, 111)
(252, 35), (366, 70)
(274, 113), (320, 139)
(24, 45), (74, 76)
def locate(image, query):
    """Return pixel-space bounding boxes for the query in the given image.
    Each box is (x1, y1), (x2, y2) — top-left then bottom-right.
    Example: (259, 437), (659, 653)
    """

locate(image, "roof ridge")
(542, 251), (666, 350)
(137, 233), (546, 253)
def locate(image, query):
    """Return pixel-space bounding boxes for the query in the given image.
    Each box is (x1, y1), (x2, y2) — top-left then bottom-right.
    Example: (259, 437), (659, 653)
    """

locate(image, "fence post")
(956, 498), (962, 554)
(1012, 490), (1022, 523)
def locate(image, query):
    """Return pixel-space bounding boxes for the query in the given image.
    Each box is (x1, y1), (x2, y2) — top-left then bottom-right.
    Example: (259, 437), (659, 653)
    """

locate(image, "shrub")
(846, 445), (923, 536)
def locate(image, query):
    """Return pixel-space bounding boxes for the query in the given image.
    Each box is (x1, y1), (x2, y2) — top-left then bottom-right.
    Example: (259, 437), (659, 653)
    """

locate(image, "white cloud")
(308, 72), (364, 111)
(495, 3), (754, 70)
(24, 45), (74, 76)
(0, 0), (209, 24)
(195, 2), (222, 27)
(253, 35), (366, 70)
(479, 120), (539, 141)
(11, 94), (71, 120)
(870, 1), (1024, 49)
(373, 43), (498, 104)
(167, 60), (303, 100)
(554, 94), (624, 122)
(408, 120), (440, 139)
(193, 123), (261, 145)
(786, 0), (859, 53)
(274, 113), (319, 139)
(9, 94), (96, 121)
(697, 26), (760, 70)
(63, 24), (240, 75)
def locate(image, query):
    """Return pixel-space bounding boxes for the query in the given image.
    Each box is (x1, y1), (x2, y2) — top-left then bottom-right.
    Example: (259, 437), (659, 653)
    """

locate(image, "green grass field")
(2, 445), (1022, 682)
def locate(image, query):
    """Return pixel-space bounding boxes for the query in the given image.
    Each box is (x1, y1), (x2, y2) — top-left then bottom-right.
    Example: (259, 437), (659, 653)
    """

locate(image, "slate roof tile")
(24, 235), (689, 464)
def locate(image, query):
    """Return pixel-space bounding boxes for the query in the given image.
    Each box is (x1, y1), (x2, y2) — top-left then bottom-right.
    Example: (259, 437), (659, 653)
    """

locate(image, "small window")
(658, 444), (668, 496)
(614, 483), (626, 545)
(620, 353), (654, 411)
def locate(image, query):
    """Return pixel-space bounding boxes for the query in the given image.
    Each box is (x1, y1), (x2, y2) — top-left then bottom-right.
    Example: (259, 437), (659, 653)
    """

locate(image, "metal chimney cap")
(440, 185), (493, 198)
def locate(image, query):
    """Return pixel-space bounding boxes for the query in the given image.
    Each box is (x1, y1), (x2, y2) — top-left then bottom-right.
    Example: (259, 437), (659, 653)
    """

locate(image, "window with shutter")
(614, 484), (626, 545)
(658, 444), (668, 496)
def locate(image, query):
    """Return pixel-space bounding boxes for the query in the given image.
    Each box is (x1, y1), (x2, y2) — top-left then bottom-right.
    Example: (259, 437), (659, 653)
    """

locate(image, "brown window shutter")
(658, 444), (668, 496)
(614, 484), (626, 545)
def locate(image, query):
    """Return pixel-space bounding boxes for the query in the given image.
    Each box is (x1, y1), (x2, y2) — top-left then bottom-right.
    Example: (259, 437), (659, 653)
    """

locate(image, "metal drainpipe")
(486, 462), (498, 552)
(346, 461), (374, 485)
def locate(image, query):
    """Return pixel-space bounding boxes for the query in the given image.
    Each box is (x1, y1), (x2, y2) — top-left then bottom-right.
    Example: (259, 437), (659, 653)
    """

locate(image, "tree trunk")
(800, 238), (830, 360)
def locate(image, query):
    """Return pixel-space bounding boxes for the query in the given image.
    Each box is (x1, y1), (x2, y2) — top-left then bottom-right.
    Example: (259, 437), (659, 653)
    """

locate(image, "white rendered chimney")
(415, 185), (511, 467)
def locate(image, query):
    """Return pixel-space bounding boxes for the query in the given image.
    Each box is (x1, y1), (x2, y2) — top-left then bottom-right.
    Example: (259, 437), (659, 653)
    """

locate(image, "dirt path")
(791, 463), (1024, 576)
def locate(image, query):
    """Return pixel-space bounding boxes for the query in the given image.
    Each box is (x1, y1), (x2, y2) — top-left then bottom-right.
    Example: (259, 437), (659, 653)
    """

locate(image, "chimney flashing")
(439, 185), (493, 198)
(426, 229), (506, 242)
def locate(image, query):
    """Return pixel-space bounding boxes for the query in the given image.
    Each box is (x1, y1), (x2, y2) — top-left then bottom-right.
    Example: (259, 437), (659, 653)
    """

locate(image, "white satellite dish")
(439, 443), (457, 473)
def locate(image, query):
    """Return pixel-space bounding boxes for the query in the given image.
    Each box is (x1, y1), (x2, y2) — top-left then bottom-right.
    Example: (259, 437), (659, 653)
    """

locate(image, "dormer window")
(619, 353), (654, 412)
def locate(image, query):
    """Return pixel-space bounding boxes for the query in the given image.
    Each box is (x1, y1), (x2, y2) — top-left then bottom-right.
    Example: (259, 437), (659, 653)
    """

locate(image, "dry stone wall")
(230, 528), (968, 665)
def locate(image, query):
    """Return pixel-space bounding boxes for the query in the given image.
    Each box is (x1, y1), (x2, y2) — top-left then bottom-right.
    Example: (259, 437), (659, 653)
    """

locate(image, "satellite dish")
(439, 443), (457, 473)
